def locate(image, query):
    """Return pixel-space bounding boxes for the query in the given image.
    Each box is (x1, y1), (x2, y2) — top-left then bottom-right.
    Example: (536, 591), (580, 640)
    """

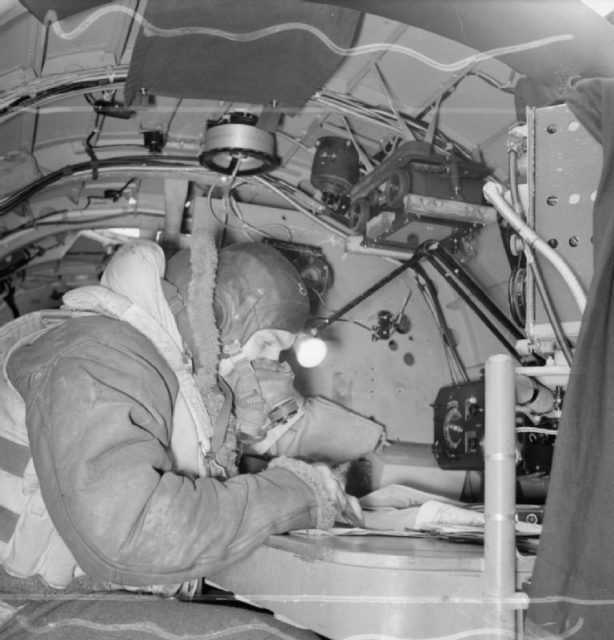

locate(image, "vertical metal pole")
(484, 354), (517, 637)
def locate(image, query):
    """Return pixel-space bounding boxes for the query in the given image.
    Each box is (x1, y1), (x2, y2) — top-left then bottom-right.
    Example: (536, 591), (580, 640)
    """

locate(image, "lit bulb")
(294, 333), (327, 368)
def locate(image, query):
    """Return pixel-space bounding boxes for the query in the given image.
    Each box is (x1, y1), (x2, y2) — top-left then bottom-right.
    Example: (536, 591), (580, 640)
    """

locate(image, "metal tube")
(424, 253), (523, 361)
(484, 354), (517, 637)
(483, 180), (587, 315)
(429, 243), (524, 341)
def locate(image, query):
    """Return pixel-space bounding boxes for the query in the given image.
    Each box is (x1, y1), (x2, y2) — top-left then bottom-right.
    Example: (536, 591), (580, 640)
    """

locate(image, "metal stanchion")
(485, 354), (518, 637)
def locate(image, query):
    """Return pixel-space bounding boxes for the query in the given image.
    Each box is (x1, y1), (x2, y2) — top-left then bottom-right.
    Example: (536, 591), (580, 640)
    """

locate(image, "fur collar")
(186, 232), (225, 421)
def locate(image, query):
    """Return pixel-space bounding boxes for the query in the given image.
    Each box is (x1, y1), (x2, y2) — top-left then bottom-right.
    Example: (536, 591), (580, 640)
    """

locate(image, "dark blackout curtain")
(528, 77), (614, 640)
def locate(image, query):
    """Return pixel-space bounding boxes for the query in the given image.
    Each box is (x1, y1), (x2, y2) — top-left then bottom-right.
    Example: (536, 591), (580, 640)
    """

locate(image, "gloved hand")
(269, 457), (364, 529)
(311, 462), (364, 527)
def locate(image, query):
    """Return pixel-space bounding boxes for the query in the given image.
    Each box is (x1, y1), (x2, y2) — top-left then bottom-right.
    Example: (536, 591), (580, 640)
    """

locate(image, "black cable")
(0, 155), (200, 216)
(526, 248), (574, 367)
(84, 144), (145, 152)
(507, 148), (574, 366)
(0, 209), (164, 239)
(313, 316), (372, 333)
(112, 177), (136, 199)
(1, 281), (20, 319)
(313, 259), (415, 331)
(23, 211), (163, 228)
(411, 262), (469, 383)
(1, 76), (129, 122)
(1, 209), (68, 236)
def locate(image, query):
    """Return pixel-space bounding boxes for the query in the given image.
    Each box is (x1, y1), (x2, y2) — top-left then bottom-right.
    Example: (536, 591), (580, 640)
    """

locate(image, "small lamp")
(294, 330), (327, 368)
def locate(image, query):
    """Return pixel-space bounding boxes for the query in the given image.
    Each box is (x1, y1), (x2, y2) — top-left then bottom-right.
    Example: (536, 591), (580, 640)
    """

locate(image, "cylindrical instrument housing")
(310, 136), (359, 196)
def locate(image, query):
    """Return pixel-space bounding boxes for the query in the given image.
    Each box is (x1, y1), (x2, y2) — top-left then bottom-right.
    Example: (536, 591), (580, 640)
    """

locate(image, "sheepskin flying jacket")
(6, 314), (321, 586)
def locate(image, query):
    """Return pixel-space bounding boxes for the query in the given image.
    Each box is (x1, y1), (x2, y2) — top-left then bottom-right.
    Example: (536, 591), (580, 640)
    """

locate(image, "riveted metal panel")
(527, 103), (601, 342)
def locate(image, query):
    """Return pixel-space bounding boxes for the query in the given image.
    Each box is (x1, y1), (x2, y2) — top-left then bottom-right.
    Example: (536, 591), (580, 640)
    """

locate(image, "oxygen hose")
(483, 180), (587, 317)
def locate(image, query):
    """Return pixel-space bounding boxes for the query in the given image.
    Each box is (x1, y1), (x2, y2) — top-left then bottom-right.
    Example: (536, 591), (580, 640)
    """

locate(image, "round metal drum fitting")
(199, 123), (279, 176)
(347, 197), (370, 234)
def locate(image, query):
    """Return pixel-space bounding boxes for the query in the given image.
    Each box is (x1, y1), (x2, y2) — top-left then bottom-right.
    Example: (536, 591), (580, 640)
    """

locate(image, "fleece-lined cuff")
(268, 457), (336, 530)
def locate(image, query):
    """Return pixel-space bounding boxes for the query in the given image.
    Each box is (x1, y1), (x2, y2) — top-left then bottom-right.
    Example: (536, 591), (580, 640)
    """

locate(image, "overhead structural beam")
(162, 178), (189, 247)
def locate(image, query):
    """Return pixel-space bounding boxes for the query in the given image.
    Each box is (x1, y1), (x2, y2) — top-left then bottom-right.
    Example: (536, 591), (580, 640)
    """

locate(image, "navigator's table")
(208, 532), (535, 639)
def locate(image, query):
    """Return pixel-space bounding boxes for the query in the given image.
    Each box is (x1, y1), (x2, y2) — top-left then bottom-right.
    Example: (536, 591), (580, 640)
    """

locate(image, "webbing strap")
(0, 505), (18, 543)
(212, 378), (233, 452)
(0, 436), (30, 477)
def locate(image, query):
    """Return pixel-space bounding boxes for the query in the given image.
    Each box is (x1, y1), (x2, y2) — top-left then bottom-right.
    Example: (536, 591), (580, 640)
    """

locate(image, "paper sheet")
(295, 485), (542, 539)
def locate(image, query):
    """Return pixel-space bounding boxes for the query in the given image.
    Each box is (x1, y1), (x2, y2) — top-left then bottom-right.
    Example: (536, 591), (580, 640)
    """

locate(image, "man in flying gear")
(164, 239), (385, 469)
(0, 235), (383, 608)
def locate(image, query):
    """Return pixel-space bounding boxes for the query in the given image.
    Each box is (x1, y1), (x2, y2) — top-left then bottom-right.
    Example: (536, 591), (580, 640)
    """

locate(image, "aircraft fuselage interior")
(2, 1), (614, 639)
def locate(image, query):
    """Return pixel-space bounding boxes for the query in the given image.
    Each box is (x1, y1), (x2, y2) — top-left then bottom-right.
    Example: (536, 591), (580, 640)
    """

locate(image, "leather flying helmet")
(214, 242), (310, 351)
(164, 241), (310, 354)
